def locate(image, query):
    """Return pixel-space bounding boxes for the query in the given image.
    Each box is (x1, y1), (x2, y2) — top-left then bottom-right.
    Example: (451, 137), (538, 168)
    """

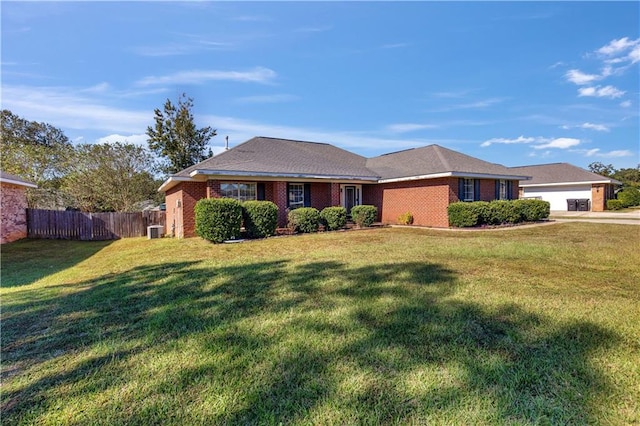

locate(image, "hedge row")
(616, 187), (640, 208)
(195, 199), (278, 243)
(286, 205), (378, 233)
(448, 199), (550, 228)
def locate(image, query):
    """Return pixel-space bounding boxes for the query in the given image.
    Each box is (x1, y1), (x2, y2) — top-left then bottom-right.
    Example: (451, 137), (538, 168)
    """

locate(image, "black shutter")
(474, 179), (481, 201)
(458, 178), (465, 201)
(257, 183), (265, 201)
(304, 183), (311, 207)
(495, 180), (500, 200)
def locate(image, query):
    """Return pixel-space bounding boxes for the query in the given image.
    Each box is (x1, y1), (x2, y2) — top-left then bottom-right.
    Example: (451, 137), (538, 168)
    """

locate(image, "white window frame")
(463, 178), (475, 202)
(499, 180), (508, 200)
(220, 182), (257, 202)
(288, 183), (304, 209)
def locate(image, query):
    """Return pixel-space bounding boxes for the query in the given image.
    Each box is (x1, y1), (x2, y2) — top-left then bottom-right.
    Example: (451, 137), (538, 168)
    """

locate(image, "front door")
(344, 186), (356, 213)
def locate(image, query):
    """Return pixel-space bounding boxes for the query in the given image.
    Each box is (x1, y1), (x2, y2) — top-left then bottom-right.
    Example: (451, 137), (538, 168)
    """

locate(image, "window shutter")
(304, 184), (311, 207)
(495, 180), (500, 200)
(257, 183), (265, 201)
(458, 179), (465, 201)
(474, 179), (481, 201)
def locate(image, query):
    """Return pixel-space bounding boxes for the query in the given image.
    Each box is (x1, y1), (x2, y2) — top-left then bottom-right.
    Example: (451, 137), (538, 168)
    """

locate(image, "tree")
(587, 162), (615, 177)
(146, 94), (216, 175)
(0, 109), (73, 185)
(62, 142), (159, 212)
(612, 166), (640, 188)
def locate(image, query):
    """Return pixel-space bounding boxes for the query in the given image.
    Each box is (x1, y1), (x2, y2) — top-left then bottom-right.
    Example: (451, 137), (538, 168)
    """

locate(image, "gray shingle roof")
(509, 163), (621, 186)
(366, 144), (527, 180)
(176, 136), (376, 179)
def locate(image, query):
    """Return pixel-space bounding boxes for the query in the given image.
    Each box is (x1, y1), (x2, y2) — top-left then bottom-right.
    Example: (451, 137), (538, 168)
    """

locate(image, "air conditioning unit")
(147, 225), (164, 239)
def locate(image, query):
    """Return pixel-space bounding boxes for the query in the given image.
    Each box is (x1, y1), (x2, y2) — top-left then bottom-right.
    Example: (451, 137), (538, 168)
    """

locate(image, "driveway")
(550, 210), (640, 225)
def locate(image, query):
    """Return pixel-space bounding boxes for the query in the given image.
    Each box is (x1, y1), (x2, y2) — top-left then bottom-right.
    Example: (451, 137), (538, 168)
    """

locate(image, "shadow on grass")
(0, 239), (113, 288)
(1, 258), (619, 424)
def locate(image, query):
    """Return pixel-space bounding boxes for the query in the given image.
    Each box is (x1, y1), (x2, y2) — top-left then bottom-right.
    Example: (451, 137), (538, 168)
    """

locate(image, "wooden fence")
(27, 209), (166, 241)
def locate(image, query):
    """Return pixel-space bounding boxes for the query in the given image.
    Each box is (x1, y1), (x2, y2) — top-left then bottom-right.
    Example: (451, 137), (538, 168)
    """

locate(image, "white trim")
(0, 177), (37, 188)
(340, 184), (362, 210)
(378, 171), (530, 184)
(157, 176), (193, 192)
(520, 180), (618, 188)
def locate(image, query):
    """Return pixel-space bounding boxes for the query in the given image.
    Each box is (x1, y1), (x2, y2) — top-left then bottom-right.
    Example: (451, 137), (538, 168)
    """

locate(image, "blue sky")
(2, 1), (639, 170)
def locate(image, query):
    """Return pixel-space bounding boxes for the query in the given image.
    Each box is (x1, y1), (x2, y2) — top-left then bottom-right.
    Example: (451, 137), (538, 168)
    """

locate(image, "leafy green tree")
(62, 142), (159, 212)
(0, 109), (73, 185)
(146, 94), (217, 175)
(588, 162), (615, 177)
(612, 166), (640, 188)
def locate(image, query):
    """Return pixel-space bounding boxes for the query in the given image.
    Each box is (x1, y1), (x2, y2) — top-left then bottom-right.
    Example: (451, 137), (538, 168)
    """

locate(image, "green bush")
(513, 199), (550, 222)
(397, 211), (414, 225)
(242, 200), (278, 239)
(606, 199), (624, 210)
(287, 207), (321, 233)
(320, 206), (347, 231)
(195, 198), (242, 243)
(350, 205), (378, 227)
(617, 187), (640, 208)
(448, 199), (550, 227)
(448, 202), (479, 227)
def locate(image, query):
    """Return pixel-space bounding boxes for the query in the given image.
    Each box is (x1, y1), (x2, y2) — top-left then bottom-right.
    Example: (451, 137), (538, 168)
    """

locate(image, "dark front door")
(344, 185), (356, 213)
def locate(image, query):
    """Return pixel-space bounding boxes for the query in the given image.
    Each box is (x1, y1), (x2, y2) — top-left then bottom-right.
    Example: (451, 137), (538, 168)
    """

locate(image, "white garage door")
(522, 185), (591, 211)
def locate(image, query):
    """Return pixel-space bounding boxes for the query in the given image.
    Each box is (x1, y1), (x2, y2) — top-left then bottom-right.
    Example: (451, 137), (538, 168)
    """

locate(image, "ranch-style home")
(159, 137), (530, 237)
(510, 163), (621, 212)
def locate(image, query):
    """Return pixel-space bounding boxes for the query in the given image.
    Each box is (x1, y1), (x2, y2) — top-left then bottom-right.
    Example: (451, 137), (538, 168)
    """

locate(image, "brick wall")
(273, 182), (288, 227)
(310, 183), (332, 210)
(377, 178), (457, 228)
(1, 183), (29, 244)
(591, 183), (611, 212)
(181, 181), (207, 237)
(362, 184), (383, 221)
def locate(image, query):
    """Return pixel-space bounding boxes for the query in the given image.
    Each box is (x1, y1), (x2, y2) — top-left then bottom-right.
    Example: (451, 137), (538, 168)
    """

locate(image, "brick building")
(159, 137), (528, 237)
(1, 171), (37, 244)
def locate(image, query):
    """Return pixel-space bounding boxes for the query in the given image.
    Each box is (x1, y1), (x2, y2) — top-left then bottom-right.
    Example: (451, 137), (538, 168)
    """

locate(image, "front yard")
(2, 223), (639, 425)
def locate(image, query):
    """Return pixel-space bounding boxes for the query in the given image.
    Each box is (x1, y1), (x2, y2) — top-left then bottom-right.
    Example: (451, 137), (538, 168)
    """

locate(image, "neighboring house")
(510, 163), (621, 211)
(1, 171), (37, 244)
(159, 137), (529, 237)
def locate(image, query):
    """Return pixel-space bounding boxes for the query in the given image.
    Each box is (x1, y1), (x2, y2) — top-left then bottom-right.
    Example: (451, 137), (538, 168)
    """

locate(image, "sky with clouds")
(2, 1), (638, 169)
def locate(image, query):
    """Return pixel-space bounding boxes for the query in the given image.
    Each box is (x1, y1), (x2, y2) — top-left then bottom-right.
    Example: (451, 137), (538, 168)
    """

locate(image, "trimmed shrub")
(397, 211), (414, 225)
(607, 199), (624, 210)
(513, 199), (550, 222)
(242, 200), (278, 239)
(487, 200), (520, 224)
(617, 187), (640, 208)
(470, 201), (491, 225)
(320, 206), (347, 231)
(448, 202), (479, 227)
(195, 198), (242, 243)
(287, 207), (321, 233)
(350, 205), (377, 227)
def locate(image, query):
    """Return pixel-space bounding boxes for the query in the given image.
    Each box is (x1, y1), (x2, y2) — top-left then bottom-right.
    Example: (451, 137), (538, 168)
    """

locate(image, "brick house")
(158, 137), (529, 237)
(510, 163), (621, 211)
(1, 171), (37, 244)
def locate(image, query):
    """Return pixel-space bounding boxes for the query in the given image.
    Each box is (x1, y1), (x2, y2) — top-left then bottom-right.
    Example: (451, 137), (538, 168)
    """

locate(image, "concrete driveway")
(550, 210), (640, 225)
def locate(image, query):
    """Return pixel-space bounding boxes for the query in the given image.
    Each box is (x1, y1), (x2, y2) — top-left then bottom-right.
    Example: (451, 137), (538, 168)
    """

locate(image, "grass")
(1, 223), (639, 425)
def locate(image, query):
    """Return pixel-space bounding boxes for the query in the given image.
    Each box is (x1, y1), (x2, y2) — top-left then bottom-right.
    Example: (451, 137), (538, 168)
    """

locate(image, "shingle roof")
(366, 144), (528, 180)
(176, 136), (376, 179)
(0, 171), (37, 188)
(509, 163), (621, 186)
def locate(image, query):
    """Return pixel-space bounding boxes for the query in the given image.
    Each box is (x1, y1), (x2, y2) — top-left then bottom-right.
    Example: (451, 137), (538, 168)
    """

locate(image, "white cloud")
(577, 148), (634, 158)
(620, 100), (632, 108)
(386, 123), (438, 133)
(135, 67), (277, 87)
(533, 137), (580, 149)
(565, 69), (601, 85)
(578, 85), (625, 99)
(580, 122), (609, 132)
(480, 135), (535, 147)
(597, 37), (638, 56)
(234, 94), (299, 104)
(629, 45), (640, 64)
(95, 133), (148, 146)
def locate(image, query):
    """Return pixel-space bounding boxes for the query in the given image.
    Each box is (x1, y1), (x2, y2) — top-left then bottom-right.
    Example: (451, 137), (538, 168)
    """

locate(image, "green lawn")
(2, 223), (639, 425)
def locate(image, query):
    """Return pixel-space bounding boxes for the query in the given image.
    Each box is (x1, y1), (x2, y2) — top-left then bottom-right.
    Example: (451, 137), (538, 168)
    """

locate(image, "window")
(463, 178), (474, 202)
(288, 183), (304, 209)
(499, 180), (508, 200)
(220, 182), (256, 201)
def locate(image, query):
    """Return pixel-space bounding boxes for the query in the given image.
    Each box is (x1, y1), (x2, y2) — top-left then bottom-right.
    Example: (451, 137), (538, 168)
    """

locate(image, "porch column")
(274, 181), (288, 227)
(330, 183), (341, 207)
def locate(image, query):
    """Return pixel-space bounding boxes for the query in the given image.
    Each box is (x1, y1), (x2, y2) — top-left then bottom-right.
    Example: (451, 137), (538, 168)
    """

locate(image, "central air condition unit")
(147, 225), (164, 239)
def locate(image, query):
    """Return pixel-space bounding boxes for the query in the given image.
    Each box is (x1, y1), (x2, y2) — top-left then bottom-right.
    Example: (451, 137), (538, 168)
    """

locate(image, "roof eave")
(158, 176), (193, 193)
(0, 178), (38, 188)
(378, 171), (531, 184)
